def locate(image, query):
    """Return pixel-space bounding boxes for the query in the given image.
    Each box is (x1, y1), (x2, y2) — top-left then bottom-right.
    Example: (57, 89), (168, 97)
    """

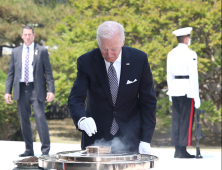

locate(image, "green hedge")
(47, 0), (221, 129)
(0, 69), (20, 140)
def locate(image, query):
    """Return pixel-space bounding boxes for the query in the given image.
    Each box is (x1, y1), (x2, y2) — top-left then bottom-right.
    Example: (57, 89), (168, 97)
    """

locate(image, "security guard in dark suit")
(5, 26), (55, 157)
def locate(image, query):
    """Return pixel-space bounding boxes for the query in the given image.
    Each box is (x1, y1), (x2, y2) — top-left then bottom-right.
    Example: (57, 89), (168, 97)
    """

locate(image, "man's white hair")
(96, 21), (125, 47)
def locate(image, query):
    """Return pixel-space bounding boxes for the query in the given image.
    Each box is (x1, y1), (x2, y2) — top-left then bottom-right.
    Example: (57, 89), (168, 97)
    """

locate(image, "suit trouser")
(17, 83), (50, 153)
(171, 95), (195, 146)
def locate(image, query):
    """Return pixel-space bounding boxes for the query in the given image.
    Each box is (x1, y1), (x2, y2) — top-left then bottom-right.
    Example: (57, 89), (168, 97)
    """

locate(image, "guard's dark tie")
(108, 62), (119, 135)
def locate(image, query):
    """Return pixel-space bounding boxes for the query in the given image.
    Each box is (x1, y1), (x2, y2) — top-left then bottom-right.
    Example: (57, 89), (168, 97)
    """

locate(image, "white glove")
(194, 97), (200, 108)
(139, 141), (152, 154)
(169, 96), (172, 102)
(79, 117), (97, 137)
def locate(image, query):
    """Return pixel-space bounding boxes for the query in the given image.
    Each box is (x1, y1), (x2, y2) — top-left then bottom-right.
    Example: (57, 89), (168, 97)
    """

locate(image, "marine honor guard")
(166, 27), (201, 158)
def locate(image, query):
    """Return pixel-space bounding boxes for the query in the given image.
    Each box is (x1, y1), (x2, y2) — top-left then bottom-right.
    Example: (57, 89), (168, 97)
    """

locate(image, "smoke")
(92, 137), (131, 152)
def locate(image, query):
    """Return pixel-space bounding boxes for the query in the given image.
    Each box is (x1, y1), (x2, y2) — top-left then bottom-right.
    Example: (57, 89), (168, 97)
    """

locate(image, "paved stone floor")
(0, 141), (221, 170)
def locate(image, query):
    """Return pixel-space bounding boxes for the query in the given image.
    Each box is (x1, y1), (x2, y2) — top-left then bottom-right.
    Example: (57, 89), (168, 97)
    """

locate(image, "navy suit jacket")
(68, 46), (156, 151)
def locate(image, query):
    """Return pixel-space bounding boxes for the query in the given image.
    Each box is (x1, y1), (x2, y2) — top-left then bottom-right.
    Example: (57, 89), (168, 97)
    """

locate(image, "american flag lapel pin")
(126, 63), (130, 65)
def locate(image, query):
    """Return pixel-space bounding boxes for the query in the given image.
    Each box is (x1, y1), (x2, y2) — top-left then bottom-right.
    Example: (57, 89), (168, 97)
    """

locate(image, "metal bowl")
(13, 160), (39, 169)
(13, 160), (39, 166)
(39, 150), (159, 170)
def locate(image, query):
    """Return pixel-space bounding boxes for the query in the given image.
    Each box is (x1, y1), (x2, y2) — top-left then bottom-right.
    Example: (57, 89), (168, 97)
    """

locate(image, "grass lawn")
(36, 117), (221, 147)
(36, 118), (81, 144)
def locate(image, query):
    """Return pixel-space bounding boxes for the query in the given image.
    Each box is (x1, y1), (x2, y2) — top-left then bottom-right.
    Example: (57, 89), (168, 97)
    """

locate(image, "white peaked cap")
(172, 27), (193, 36)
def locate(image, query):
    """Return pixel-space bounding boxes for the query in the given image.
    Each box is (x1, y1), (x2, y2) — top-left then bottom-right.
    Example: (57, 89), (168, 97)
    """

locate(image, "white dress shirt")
(20, 42), (34, 82)
(104, 50), (122, 85)
(166, 43), (200, 108)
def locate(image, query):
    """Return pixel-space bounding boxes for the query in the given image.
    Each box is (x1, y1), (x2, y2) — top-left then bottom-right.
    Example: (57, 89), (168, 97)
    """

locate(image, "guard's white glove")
(79, 117), (97, 137)
(139, 141), (152, 154)
(194, 97), (200, 108)
(169, 96), (172, 102)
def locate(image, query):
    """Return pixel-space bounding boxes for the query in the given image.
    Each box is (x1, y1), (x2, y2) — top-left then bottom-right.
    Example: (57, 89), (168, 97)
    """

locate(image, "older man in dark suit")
(4, 26), (55, 157)
(68, 21), (156, 153)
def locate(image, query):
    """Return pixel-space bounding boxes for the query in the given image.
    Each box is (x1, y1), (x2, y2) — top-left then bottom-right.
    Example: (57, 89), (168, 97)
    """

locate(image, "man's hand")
(46, 92), (54, 102)
(139, 141), (152, 154)
(79, 117), (97, 137)
(4, 93), (12, 104)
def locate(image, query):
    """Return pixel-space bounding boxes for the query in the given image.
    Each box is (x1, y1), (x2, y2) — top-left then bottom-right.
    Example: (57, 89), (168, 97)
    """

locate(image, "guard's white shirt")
(20, 42), (34, 82)
(166, 43), (200, 108)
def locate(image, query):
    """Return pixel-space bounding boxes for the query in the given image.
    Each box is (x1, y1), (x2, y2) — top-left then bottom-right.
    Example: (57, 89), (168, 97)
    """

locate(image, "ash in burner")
(19, 156), (38, 162)
(86, 146), (111, 154)
(92, 137), (130, 152)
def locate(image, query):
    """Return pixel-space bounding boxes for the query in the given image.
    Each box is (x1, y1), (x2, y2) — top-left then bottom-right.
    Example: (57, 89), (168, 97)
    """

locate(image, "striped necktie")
(107, 62), (119, 135)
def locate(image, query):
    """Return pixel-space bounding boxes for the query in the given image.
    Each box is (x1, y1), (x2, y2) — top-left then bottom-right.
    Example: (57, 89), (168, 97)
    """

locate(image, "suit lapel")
(92, 50), (113, 106)
(33, 44), (38, 70)
(115, 47), (131, 107)
(18, 45), (23, 78)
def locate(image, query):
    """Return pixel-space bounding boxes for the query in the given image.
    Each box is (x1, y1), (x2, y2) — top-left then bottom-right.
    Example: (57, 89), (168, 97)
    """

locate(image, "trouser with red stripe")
(171, 95), (195, 146)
